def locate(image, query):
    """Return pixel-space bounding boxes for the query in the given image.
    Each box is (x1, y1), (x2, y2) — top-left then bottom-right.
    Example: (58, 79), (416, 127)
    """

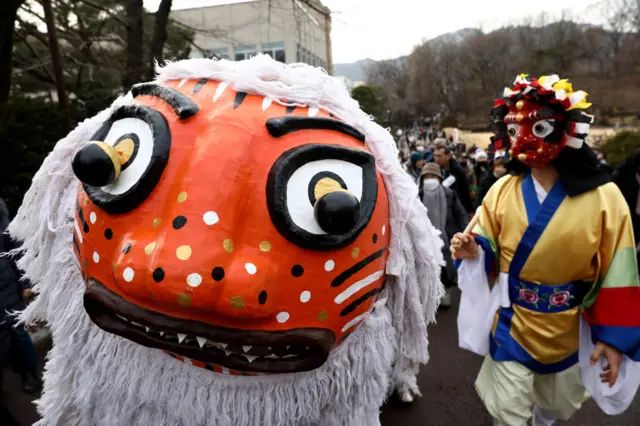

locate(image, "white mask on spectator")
(423, 178), (441, 190)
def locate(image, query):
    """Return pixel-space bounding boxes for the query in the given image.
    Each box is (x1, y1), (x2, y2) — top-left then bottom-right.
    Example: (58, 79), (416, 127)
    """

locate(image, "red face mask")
(504, 100), (563, 168)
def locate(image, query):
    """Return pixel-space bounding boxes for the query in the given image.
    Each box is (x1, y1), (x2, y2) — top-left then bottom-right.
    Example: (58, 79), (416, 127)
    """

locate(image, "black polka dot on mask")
(172, 216), (187, 230)
(291, 265), (304, 277)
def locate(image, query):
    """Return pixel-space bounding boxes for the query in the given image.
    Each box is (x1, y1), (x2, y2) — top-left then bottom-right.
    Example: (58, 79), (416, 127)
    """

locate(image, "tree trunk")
(147, 0), (173, 81)
(0, 0), (25, 127)
(123, 0), (144, 90)
(42, 0), (73, 131)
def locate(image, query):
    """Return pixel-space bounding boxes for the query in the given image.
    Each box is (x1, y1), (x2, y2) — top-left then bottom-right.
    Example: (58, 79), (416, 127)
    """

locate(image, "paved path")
(4, 289), (639, 425)
(1, 332), (48, 426)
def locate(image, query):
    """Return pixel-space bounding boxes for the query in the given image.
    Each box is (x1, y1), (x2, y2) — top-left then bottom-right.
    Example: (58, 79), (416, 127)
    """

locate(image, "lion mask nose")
(72, 141), (122, 187)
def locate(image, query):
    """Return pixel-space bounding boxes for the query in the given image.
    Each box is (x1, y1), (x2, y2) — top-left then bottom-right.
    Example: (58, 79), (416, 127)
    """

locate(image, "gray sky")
(143, 0), (602, 63)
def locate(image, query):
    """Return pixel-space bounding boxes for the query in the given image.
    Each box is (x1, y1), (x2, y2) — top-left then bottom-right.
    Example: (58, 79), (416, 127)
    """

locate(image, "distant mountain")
(334, 28), (479, 82)
(428, 28), (482, 45)
(333, 58), (375, 82)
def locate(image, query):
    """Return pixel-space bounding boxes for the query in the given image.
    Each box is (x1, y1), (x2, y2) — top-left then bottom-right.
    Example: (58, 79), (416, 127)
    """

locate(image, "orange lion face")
(72, 79), (390, 375)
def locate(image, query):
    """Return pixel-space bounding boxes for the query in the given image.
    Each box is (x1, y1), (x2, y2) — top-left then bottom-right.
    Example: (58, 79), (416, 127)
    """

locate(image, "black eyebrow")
(131, 83), (199, 120)
(266, 117), (365, 143)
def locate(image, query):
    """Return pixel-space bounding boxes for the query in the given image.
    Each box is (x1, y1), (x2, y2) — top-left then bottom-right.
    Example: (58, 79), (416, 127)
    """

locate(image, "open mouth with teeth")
(83, 279), (335, 374)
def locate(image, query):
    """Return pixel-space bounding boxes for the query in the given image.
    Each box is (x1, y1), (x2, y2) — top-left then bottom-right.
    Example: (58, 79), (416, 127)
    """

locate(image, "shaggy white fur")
(10, 55), (444, 425)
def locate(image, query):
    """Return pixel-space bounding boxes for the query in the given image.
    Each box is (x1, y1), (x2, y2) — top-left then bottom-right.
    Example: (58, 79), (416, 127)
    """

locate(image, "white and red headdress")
(490, 74), (594, 168)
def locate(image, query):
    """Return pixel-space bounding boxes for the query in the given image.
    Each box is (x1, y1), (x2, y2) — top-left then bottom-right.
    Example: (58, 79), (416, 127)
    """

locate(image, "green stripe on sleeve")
(472, 224), (498, 255)
(601, 247), (640, 289)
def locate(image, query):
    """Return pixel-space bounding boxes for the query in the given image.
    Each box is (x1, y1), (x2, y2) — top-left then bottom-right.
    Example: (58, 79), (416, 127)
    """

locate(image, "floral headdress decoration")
(489, 74), (594, 152)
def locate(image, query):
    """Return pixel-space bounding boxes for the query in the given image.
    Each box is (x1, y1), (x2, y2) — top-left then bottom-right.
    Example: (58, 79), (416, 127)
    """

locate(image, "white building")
(171, 0), (333, 74)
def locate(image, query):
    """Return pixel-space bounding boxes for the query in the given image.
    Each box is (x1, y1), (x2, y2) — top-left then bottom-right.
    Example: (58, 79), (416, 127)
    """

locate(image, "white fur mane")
(9, 55), (443, 425)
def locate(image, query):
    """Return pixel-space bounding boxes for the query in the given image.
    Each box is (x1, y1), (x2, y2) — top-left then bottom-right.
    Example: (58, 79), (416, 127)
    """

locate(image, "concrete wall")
(171, 0), (331, 72)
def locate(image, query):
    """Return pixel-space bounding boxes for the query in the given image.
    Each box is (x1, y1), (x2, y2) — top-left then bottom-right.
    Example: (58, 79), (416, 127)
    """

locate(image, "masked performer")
(9, 56), (443, 425)
(452, 74), (640, 426)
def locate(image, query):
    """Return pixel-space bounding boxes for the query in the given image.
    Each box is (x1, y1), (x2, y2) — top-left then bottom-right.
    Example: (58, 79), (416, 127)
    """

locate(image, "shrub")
(351, 85), (386, 123)
(601, 130), (640, 166)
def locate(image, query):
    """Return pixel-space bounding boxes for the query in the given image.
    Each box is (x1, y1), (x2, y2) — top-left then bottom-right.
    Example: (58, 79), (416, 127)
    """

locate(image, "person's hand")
(22, 289), (33, 299)
(450, 233), (479, 260)
(590, 341), (622, 387)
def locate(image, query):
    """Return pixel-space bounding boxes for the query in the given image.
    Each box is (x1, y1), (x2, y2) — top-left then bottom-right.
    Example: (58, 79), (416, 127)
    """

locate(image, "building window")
(234, 45), (257, 61)
(207, 47), (230, 60)
(263, 42), (286, 63)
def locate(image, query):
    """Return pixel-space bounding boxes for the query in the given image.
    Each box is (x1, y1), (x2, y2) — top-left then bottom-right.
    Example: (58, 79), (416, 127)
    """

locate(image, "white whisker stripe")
(341, 311), (370, 332)
(262, 97), (273, 111)
(574, 122), (590, 134)
(564, 134), (584, 149)
(213, 82), (229, 102)
(177, 78), (188, 88)
(73, 218), (83, 244)
(334, 270), (384, 304)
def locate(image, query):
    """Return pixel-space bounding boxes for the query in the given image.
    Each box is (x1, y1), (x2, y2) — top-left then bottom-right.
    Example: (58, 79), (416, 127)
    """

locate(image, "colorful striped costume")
(457, 74), (640, 426)
(457, 172), (640, 425)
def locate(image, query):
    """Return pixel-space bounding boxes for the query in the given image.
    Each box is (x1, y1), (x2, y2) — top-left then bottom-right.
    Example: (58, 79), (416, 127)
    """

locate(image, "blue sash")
(509, 279), (588, 313)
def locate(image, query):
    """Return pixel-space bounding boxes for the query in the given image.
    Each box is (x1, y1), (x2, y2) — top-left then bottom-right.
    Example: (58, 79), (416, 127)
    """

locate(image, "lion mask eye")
(72, 106), (171, 215)
(266, 144), (378, 250)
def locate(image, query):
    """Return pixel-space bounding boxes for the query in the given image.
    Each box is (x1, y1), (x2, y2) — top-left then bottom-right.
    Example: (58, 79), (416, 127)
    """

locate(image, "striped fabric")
(583, 246), (640, 361)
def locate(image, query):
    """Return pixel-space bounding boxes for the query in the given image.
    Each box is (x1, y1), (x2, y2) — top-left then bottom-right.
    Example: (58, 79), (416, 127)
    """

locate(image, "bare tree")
(463, 29), (514, 93)
(147, 0), (173, 80)
(407, 39), (476, 118)
(366, 58), (413, 125)
(600, 0), (639, 78)
(42, 0), (73, 130)
(0, 0), (26, 125)
(123, 0), (144, 89)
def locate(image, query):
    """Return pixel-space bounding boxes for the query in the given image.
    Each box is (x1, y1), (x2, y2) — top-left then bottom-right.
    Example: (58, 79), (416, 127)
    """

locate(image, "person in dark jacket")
(405, 151), (424, 184)
(473, 150), (491, 182)
(418, 163), (468, 308)
(460, 154), (478, 202)
(612, 151), (640, 273)
(474, 156), (508, 209)
(0, 386), (20, 426)
(423, 149), (434, 164)
(0, 199), (41, 393)
(433, 141), (473, 213)
(0, 320), (17, 426)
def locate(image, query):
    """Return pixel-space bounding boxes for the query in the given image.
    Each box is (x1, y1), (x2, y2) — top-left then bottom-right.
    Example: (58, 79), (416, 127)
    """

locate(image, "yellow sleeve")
(471, 175), (514, 275)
